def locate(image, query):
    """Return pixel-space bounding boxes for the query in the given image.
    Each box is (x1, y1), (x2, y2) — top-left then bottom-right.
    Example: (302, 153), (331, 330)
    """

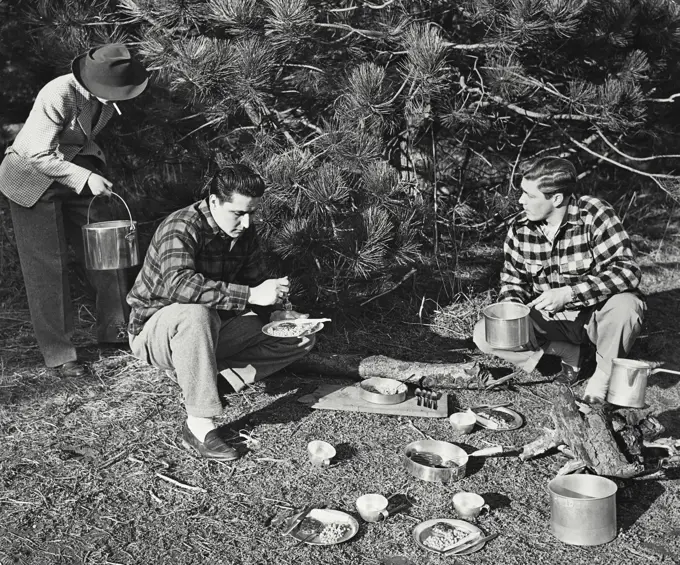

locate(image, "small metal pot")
(402, 440), (468, 484)
(483, 302), (530, 350)
(607, 358), (680, 408)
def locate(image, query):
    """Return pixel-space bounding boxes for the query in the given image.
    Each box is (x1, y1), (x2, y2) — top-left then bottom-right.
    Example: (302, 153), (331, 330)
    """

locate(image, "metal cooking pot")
(483, 302), (530, 350)
(548, 474), (618, 546)
(607, 358), (680, 408)
(402, 440), (468, 484)
(82, 193), (140, 270)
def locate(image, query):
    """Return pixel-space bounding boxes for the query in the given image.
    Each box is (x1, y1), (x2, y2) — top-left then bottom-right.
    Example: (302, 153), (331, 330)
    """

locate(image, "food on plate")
(297, 517), (324, 538)
(440, 459), (459, 468)
(474, 408), (516, 428)
(422, 522), (471, 551)
(362, 381), (406, 395)
(318, 522), (350, 543)
(267, 322), (319, 337)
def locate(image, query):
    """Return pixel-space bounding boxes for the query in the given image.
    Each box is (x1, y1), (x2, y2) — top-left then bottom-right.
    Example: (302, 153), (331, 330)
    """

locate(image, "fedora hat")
(72, 44), (149, 101)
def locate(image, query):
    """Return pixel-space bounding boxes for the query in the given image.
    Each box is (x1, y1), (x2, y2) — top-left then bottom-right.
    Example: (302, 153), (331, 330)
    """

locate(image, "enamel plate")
(473, 406), (523, 431)
(262, 320), (324, 338)
(413, 518), (486, 555)
(291, 508), (359, 546)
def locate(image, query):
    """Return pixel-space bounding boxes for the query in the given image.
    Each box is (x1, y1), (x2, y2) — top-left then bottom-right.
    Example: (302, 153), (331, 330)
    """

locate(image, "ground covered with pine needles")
(1, 196), (679, 565)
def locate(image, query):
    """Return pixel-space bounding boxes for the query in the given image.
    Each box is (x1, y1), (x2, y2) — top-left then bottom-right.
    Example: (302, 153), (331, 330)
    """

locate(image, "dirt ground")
(1, 198), (679, 565)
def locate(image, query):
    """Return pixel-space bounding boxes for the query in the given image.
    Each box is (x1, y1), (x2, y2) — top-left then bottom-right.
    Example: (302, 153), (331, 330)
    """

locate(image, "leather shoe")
(553, 361), (580, 385)
(553, 346), (596, 385)
(56, 361), (88, 378)
(181, 422), (240, 461)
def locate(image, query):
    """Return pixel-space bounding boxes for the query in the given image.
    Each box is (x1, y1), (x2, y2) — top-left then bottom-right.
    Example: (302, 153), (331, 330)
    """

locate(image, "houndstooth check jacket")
(0, 73), (115, 207)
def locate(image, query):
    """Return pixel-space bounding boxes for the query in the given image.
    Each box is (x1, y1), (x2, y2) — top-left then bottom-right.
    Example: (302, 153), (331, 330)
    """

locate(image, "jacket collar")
(515, 195), (582, 230)
(71, 74), (115, 138)
(198, 198), (232, 241)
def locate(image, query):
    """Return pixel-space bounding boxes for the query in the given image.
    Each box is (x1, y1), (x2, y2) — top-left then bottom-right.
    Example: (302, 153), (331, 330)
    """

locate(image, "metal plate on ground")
(472, 406), (523, 431)
(290, 509), (359, 546)
(413, 518), (485, 555)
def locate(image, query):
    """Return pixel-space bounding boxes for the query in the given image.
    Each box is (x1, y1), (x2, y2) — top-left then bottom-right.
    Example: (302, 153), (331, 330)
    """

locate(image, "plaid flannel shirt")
(127, 199), (269, 335)
(499, 195), (641, 309)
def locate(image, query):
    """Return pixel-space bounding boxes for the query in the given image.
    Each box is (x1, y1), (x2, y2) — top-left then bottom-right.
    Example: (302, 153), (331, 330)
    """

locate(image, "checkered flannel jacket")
(499, 195), (642, 309)
(0, 74), (114, 207)
(127, 199), (269, 336)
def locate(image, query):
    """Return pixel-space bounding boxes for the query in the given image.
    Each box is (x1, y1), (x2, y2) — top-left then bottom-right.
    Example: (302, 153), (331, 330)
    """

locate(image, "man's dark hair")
(210, 164), (266, 202)
(522, 157), (578, 197)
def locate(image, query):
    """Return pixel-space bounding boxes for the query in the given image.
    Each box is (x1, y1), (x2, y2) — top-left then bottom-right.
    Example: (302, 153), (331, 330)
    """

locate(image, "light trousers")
(473, 292), (646, 378)
(129, 304), (316, 417)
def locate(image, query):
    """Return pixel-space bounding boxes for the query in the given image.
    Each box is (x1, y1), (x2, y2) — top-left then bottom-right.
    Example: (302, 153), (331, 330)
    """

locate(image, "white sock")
(583, 368), (610, 401)
(544, 341), (580, 369)
(186, 416), (216, 442)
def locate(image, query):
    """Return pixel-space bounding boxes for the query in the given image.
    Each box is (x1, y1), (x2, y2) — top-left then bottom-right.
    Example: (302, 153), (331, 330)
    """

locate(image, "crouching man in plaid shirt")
(127, 164), (315, 460)
(473, 157), (645, 403)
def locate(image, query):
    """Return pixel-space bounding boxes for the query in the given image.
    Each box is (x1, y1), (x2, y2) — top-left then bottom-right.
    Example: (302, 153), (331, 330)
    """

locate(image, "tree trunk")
(290, 353), (493, 388)
(521, 385), (645, 478)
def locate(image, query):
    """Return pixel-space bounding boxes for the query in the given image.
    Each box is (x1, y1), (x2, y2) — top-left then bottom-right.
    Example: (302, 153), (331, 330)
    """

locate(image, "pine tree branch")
(460, 78), (590, 122)
(596, 129), (680, 161)
(443, 42), (505, 50)
(564, 131), (680, 201)
(508, 123), (536, 191)
(359, 268), (417, 306)
(646, 93), (680, 103)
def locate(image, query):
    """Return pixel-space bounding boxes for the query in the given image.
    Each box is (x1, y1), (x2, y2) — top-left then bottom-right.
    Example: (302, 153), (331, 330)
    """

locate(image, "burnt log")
(520, 385), (661, 478)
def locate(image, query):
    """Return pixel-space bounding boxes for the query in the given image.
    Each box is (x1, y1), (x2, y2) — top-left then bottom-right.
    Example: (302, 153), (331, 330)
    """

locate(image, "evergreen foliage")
(2, 0), (680, 305)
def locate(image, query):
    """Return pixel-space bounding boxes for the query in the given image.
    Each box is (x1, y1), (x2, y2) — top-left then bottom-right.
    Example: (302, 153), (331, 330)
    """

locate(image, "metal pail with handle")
(82, 192), (139, 270)
(548, 474), (618, 546)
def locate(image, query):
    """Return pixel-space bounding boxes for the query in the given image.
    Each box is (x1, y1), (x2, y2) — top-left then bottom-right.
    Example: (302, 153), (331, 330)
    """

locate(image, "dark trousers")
(9, 179), (130, 367)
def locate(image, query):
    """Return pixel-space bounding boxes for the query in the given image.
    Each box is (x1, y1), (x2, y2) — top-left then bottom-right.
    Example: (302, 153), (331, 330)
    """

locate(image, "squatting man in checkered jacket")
(126, 165), (316, 461)
(473, 157), (645, 403)
(0, 44), (149, 378)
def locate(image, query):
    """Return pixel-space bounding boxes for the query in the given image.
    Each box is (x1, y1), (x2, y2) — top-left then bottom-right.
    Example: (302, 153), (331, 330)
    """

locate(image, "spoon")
(286, 318), (332, 324)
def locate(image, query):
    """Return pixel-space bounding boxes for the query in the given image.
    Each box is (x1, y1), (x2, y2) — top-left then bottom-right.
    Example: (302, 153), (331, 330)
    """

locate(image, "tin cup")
(452, 492), (490, 520)
(307, 440), (336, 467)
(356, 494), (389, 523)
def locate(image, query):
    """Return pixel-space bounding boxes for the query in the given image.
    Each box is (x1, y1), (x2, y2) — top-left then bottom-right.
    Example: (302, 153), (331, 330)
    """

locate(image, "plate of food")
(291, 509), (359, 546)
(413, 519), (486, 555)
(472, 406), (523, 431)
(262, 319), (324, 338)
(359, 377), (407, 405)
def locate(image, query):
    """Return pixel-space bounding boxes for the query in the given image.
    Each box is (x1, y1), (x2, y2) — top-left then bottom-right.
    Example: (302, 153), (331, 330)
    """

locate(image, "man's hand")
(527, 287), (573, 314)
(87, 173), (113, 196)
(270, 310), (309, 322)
(248, 277), (289, 306)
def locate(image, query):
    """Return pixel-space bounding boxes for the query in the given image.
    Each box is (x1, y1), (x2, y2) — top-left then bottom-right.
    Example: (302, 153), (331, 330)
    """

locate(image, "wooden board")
(298, 384), (451, 418)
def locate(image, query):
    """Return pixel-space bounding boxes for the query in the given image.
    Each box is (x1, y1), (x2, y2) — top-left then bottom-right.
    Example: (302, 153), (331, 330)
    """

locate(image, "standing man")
(0, 44), (149, 377)
(127, 164), (316, 461)
(473, 157), (646, 403)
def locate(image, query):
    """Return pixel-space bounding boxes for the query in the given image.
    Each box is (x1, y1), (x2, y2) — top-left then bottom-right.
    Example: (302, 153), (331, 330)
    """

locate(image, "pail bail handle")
(86, 192), (136, 240)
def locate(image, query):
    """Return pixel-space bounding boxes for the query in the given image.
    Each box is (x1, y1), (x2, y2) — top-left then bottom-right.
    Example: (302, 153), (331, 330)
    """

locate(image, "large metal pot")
(483, 302), (530, 350)
(548, 474), (618, 546)
(607, 358), (680, 408)
(402, 440), (468, 484)
(82, 193), (140, 270)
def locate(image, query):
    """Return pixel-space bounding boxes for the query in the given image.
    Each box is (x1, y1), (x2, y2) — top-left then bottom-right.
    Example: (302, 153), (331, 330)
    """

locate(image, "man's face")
(518, 178), (560, 222)
(209, 192), (261, 238)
